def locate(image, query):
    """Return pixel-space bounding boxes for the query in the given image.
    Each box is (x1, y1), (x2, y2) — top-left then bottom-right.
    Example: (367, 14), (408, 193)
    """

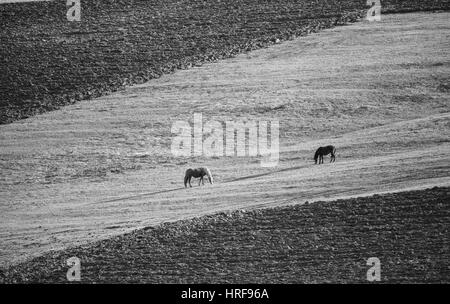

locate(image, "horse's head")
(205, 167), (214, 184)
(314, 149), (320, 163)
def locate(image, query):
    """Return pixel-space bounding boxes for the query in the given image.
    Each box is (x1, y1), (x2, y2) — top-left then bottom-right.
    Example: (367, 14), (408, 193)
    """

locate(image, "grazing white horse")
(184, 167), (214, 188)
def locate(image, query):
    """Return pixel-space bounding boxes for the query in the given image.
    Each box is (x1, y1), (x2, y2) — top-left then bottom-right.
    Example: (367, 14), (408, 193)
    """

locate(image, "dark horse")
(184, 167), (214, 188)
(314, 145), (336, 164)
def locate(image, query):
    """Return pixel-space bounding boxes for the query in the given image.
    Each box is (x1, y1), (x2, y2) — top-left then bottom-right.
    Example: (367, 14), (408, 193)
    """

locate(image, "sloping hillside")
(1, 11), (448, 268)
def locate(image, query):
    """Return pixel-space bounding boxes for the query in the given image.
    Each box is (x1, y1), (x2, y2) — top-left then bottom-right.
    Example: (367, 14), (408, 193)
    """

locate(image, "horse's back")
(186, 167), (211, 178)
(323, 145), (335, 152)
(316, 145), (335, 155)
(186, 167), (203, 178)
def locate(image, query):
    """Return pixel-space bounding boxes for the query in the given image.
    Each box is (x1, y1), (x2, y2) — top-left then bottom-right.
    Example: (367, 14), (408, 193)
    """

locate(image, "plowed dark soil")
(1, 187), (448, 283)
(1, 0), (450, 124)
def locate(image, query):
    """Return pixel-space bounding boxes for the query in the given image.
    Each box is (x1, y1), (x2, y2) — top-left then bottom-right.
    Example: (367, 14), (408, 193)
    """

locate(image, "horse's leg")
(320, 155), (323, 164)
(189, 176), (192, 188)
(199, 177), (202, 186)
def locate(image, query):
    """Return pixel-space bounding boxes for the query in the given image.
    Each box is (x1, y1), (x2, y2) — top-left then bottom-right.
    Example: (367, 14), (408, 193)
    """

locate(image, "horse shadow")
(99, 187), (186, 204)
(225, 164), (309, 183)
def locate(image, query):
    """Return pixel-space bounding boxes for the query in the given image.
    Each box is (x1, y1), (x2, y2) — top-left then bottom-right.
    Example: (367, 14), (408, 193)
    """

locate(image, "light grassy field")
(0, 12), (449, 268)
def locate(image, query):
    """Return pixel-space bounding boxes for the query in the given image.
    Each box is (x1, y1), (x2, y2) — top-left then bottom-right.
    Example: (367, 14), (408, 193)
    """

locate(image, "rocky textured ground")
(1, 187), (448, 283)
(1, 0), (449, 124)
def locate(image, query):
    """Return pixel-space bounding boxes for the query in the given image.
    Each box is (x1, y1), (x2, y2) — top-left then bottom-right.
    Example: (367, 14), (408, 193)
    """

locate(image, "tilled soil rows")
(1, 0), (449, 124)
(1, 187), (448, 283)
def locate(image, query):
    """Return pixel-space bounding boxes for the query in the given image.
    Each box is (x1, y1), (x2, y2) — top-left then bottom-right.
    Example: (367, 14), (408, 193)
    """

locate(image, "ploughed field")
(1, 187), (448, 283)
(1, 11), (449, 269)
(1, 0), (450, 124)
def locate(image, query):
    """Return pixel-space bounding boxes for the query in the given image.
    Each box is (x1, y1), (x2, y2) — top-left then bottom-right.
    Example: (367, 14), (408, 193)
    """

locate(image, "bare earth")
(0, 12), (449, 269)
(1, 187), (449, 283)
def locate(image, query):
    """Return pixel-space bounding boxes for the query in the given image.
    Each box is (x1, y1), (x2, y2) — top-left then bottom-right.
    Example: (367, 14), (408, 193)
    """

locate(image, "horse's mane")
(203, 167), (213, 183)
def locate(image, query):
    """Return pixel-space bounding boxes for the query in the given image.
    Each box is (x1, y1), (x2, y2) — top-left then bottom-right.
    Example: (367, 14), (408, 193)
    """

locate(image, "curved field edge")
(1, 0), (450, 124)
(1, 186), (449, 283)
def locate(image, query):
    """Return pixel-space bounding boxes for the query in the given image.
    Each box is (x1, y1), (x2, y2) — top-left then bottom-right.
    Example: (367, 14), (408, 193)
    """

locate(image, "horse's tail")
(184, 170), (190, 187)
(205, 167), (214, 184)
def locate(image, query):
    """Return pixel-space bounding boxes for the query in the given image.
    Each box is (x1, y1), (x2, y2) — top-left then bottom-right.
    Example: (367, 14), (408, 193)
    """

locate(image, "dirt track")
(0, 12), (449, 268)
